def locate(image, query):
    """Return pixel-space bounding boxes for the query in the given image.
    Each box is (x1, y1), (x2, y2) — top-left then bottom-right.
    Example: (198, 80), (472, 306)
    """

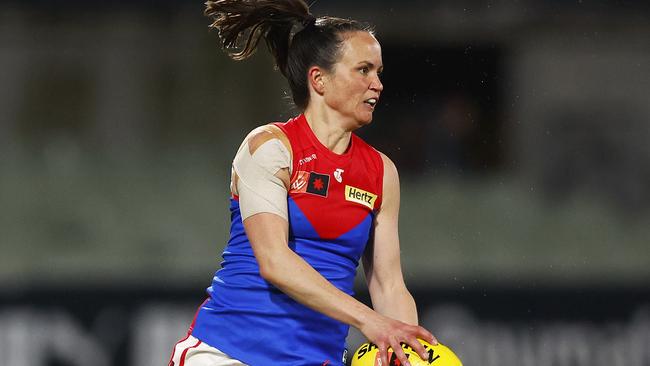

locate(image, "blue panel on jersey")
(287, 197), (373, 294)
(192, 198), (374, 366)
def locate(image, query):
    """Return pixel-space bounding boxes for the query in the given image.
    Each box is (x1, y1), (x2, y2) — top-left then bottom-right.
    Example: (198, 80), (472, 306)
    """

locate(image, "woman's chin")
(356, 112), (374, 127)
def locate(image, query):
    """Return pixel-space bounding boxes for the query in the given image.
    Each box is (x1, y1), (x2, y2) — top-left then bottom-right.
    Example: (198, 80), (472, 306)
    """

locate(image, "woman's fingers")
(415, 325), (437, 345)
(377, 343), (389, 366)
(404, 335), (429, 362)
(395, 325), (439, 363)
(389, 339), (411, 366)
(361, 315), (439, 364)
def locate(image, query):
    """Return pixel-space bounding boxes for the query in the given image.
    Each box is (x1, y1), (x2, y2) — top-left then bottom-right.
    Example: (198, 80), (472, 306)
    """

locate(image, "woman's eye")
(359, 67), (369, 75)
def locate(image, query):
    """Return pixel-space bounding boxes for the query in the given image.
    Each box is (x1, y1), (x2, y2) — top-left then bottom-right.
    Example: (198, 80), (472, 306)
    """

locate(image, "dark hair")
(204, 0), (373, 110)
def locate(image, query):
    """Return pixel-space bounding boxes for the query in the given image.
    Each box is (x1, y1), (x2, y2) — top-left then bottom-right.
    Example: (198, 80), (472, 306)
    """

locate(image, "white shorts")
(169, 334), (248, 366)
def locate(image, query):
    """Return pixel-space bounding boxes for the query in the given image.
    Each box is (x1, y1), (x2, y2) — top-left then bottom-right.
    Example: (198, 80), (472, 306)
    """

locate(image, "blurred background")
(1, 0), (649, 365)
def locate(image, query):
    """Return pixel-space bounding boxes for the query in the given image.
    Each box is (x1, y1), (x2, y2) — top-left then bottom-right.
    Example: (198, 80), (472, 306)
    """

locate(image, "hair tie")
(302, 15), (316, 28)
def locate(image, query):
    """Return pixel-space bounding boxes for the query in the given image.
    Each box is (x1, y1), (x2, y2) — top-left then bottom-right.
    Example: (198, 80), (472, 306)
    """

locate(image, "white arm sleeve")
(232, 138), (291, 221)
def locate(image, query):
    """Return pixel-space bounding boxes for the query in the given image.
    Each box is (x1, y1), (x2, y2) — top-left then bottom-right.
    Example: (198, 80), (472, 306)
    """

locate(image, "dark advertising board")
(1, 286), (648, 366)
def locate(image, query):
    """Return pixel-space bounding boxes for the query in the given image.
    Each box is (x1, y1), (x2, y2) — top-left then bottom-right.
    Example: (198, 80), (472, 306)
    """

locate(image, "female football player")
(169, 1), (436, 365)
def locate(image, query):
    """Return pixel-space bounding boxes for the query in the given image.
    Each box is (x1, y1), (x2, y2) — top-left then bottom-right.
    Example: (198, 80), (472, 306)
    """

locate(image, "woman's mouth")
(364, 98), (378, 108)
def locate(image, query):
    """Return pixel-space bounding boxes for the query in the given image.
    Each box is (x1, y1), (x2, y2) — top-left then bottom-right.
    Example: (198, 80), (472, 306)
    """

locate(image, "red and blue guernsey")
(191, 114), (384, 366)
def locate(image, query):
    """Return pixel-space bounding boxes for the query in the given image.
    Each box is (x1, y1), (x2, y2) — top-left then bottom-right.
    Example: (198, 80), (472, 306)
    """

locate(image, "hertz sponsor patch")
(344, 185), (377, 209)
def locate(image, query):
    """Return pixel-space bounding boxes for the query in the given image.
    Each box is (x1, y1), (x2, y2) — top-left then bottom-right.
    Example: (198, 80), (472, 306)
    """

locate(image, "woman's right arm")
(244, 212), (432, 366)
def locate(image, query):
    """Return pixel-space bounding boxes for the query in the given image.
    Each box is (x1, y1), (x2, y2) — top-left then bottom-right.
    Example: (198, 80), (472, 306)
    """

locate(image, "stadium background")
(1, 1), (649, 365)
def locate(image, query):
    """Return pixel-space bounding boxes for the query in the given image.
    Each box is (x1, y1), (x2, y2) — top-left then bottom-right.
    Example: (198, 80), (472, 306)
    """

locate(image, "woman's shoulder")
(241, 123), (291, 153)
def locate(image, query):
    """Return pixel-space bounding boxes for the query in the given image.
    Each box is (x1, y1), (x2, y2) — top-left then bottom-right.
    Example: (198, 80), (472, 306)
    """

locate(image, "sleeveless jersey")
(191, 114), (384, 366)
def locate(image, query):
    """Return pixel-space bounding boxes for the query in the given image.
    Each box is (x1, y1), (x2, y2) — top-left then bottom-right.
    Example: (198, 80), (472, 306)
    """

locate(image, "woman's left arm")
(362, 153), (421, 325)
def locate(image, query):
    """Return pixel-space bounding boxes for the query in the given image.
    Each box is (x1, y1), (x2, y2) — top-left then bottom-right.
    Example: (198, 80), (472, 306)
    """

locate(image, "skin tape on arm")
(232, 138), (291, 221)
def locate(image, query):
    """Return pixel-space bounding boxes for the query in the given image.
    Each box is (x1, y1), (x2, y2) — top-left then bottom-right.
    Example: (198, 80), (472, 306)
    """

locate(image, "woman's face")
(322, 31), (384, 128)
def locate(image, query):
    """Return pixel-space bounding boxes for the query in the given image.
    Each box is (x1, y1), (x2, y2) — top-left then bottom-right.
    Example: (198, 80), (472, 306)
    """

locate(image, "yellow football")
(350, 339), (463, 366)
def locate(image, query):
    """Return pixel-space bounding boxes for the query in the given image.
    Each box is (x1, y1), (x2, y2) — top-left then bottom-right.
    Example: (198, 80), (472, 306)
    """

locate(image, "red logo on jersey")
(306, 172), (330, 197)
(291, 171), (309, 192)
(290, 171), (330, 197)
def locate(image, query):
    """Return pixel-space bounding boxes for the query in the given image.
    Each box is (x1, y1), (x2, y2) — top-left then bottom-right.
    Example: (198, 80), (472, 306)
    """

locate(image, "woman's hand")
(359, 312), (437, 366)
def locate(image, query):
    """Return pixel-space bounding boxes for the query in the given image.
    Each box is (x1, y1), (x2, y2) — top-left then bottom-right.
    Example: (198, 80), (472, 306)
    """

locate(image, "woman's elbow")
(257, 256), (285, 284)
(258, 262), (275, 282)
(253, 244), (296, 285)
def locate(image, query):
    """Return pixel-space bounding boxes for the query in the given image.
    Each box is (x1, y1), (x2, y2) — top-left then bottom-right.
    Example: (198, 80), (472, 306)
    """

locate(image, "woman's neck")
(303, 107), (353, 155)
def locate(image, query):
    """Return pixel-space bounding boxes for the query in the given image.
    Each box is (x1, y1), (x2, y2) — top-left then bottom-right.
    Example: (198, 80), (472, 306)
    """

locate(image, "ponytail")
(204, 0), (373, 110)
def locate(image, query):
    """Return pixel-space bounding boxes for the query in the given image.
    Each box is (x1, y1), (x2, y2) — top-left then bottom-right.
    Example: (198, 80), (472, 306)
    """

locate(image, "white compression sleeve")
(232, 138), (291, 221)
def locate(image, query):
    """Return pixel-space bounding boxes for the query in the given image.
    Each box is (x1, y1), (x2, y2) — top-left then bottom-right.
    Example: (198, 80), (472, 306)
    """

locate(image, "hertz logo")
(345, 185), (377, 210)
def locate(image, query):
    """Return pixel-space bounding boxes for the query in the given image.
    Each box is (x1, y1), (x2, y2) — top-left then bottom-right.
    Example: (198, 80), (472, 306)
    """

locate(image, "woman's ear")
(308, 66), (326, 95)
